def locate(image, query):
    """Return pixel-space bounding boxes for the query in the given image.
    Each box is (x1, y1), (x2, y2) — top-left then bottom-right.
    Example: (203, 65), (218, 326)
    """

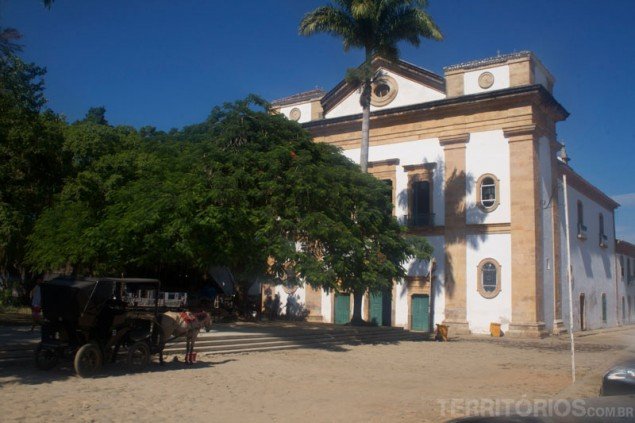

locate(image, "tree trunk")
(359, 81), (371, 173)
(354, 52), (374, 323)
(351, 291), (364, 324)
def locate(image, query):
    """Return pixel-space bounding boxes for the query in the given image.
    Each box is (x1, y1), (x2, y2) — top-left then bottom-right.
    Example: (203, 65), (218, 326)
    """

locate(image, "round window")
(289, 107), (301, 122)
(373, 83), (391, 98)
(370, 75), (398, 107)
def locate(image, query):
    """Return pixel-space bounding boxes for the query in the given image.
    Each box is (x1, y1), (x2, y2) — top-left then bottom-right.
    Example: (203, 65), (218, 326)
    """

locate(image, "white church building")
(266, 51), (630, 337)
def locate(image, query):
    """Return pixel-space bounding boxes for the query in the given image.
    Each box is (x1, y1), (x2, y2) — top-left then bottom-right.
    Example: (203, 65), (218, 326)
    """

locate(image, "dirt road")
(1, 326), (633, 422)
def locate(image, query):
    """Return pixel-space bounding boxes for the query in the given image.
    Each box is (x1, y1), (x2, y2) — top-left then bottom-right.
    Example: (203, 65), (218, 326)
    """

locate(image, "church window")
(476, 174), (500, 212)
(370, 75), (398, 107)
(477, 258), (502, 299)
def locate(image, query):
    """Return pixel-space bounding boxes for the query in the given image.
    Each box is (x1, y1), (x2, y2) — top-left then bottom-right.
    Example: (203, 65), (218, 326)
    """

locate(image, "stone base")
(506, 321), (548, 338)
(306, 314), (323, 323)
(551, 319), (567, 336)
(441, 319), (471, 335)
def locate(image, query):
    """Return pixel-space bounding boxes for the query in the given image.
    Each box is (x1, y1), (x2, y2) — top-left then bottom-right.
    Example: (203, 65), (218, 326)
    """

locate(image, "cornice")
(305, 85), (569, 132)
(403, 162), (437, 172)
(368, 158), (400, 168)
(503, 124), (537, 139)
(439, 133), (470, 149)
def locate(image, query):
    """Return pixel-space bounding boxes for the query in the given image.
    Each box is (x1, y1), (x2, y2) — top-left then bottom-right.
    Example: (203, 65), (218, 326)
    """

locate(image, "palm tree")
(300, 0), (442, 173)
(300, 0), (442, 323)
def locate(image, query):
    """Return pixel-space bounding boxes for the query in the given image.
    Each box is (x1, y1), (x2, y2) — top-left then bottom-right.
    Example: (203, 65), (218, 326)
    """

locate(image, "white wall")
(272, 285), (307, 317)
(559, 185), (617, 331)
(278, 102), (313, 124)
(466, 233), (513, 334)
(463, 65), (510, 95)
(321, 289), (332, 323)
(325, 68), (445, 119)
(617, 253), (635, 324)
(465, 130), (511, 225)
(395, 235), (446, 329)
(428, 236), (446, 327)
(538, 136), (555, 331)
(342, 138), (446, 226)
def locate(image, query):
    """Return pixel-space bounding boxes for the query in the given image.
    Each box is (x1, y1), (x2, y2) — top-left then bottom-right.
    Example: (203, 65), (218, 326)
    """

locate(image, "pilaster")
(440, 133), (470, 334)
(504, 124), (547, 338)
(304, 284), (323, 322)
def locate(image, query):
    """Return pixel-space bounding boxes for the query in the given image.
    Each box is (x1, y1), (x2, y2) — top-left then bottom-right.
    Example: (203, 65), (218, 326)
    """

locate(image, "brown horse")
(159, 311), (212, 364)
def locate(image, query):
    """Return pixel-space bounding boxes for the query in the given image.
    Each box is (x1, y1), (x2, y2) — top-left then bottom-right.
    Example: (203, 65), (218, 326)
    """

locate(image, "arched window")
(477, 258), (502, 298)
(476, 174), (500, 212)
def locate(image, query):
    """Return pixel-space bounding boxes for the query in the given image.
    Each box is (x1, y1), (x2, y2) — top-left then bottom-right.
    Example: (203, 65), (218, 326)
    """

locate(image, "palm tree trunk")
(359, 82), (371, 173)
(354, 52), (374, 323)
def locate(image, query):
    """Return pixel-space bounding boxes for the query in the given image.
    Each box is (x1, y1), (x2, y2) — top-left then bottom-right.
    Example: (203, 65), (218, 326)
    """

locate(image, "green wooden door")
(411, 295), (430, 332)
(369, 292), (383, 325)
(334, 294), (350, 325)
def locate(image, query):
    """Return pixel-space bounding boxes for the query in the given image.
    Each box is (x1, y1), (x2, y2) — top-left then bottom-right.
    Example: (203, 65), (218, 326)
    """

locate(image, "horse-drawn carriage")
(35, 277), (165, 377)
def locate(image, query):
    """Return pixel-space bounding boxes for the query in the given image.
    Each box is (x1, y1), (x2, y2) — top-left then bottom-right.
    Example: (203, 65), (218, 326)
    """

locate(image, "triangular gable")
(321, 57), (446, 119)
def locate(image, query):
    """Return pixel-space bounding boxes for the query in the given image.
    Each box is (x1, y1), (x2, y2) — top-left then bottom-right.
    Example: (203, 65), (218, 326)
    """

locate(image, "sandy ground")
(1, 327), (634, 423)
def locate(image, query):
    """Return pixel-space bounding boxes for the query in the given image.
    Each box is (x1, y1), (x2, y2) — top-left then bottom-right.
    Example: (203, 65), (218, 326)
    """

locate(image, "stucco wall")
(538, 136), (556, 331)
(463, 65), (510, 95)
(466, 233), (512, 334)
(559, 184), (617, 331)
(465, 130), (511, 225)
(278, 102), (313, 124)
(272, 284), (307, 318)
(325, 69), (445, 119)
(617, 253), (635, 324)
(342, 138), (446, 225)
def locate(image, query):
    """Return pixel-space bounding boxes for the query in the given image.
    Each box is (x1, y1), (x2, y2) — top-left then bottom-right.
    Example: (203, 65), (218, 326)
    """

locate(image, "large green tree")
(0, 54), (67, 281)
(299, 0), (442, 173)
(28, 97), (432, 313)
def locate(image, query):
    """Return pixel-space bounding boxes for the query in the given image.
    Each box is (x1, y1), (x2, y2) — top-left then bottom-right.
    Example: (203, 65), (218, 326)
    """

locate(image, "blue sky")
(3, 0), (635, 242)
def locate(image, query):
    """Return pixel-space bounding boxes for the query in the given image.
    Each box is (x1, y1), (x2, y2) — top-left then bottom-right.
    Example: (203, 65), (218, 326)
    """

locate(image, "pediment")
(322, 57), (446, 119)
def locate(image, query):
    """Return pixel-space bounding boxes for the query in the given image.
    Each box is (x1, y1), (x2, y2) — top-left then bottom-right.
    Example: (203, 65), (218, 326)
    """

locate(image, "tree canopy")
(0, 53), (67, 281)
(27, 96), (432, 298)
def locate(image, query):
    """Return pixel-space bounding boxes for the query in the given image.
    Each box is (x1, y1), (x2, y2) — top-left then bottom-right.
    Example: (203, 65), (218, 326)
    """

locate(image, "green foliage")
(27, 95), (432, 296)
(0, 54), (67, 278)
(299, 0), (442, 65)
(81, 106), (109, 126)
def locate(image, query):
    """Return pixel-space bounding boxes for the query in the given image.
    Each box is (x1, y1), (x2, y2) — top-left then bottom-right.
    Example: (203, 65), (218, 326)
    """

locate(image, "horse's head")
(195, 311), (213, 332)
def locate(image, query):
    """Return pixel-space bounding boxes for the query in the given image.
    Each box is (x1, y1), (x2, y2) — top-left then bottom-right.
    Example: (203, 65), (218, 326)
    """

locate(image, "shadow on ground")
(0, 357), (237, 386)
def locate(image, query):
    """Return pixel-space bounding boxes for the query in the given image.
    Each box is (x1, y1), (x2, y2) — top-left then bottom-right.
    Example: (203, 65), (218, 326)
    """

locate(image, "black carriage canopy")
(41, 277), (160, 325)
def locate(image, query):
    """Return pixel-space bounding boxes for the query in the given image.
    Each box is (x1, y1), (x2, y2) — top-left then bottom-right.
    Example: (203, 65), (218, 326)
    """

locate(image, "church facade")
(268, 51), (627, 337)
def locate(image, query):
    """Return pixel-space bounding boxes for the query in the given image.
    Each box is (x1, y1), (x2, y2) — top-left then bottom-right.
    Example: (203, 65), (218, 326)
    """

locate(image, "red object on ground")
(31, 306), (41, 319)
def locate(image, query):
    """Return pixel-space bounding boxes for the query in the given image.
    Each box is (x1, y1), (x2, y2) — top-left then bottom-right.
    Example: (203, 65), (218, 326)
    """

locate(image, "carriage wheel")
(34, 344), (59, 370)
(126, 341), (150, 371)
(74, 343), (103, 378)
